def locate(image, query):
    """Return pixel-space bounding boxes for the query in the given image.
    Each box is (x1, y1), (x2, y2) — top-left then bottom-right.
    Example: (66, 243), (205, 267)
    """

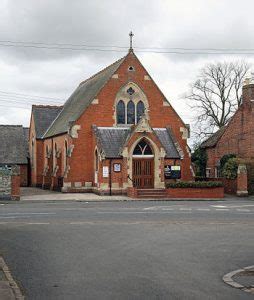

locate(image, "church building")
(29, 40), (193, 195)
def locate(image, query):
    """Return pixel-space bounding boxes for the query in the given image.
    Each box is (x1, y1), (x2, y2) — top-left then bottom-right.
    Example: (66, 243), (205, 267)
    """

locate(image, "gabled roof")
(44, 56), (126, 138)
(93, 126), (180, 159)
(200, 126), (227, 148)
(32, 105), (63, 139)
(0, 125), (29, 165)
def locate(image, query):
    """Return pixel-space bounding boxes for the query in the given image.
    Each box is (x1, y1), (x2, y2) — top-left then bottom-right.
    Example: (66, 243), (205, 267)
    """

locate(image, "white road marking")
(215, 209), (229, 211)
(212, 205), (227, 208)
(236, 209), (251, 212)
(179, 208), (192, 211)
(27, 222), (50, 225)
(0, 212), (56, 216)
(197, 208), (210, 211)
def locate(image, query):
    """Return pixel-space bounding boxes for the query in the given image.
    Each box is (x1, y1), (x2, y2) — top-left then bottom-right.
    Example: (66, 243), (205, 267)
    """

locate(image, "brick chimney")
(242, 76), (254, 106)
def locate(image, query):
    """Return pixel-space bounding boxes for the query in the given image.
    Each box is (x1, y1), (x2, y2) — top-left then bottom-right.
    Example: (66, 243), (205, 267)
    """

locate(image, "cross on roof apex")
(129, 31), (134, 52)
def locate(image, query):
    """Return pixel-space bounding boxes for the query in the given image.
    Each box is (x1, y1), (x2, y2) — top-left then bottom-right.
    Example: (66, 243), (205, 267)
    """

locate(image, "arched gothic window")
(64, 141), (68, 168)
(136, 101), (145, 123)
(127, 100), (135, 124)
(116, 100), (125, 124)
(133, 140), (153, 156)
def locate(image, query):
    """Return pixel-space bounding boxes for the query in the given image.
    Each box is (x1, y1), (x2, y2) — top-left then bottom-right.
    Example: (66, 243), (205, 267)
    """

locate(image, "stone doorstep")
(0, 257), (24, 300)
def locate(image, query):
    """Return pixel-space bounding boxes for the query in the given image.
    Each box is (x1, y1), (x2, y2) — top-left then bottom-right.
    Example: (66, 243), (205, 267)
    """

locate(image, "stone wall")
(0, 166), (20, 200)
(0, 169), (11, 199)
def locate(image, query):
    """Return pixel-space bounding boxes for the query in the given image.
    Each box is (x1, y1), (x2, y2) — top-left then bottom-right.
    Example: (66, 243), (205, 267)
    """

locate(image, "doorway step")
(136, 188), (167, 198)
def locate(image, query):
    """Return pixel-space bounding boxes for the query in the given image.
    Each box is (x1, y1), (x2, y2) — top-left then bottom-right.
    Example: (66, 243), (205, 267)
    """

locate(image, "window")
(127, 100), (135, 124)
(206, 168), (211, 178)
(136, 101), (145, 123)
(116, 100), (125, 124)
(64, 141), (68, 168)
(133, 140), (153, 156)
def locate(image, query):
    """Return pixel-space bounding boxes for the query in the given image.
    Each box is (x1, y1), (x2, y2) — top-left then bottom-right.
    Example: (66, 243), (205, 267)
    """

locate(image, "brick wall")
(20, 164), (28, 187)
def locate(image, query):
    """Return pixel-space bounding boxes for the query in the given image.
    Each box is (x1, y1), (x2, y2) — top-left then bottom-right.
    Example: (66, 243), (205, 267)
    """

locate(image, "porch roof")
(93, 126), (180, 159)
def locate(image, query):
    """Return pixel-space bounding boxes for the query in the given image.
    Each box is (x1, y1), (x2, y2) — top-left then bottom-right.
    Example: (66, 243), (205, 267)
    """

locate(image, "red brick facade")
(203, 82), (254, 178)
(30, 51), (193, 194)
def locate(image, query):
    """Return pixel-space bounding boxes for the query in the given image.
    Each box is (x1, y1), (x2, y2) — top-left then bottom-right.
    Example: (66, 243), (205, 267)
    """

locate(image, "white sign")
(114, 163), (121, 172)
(103, 166), (109, 178)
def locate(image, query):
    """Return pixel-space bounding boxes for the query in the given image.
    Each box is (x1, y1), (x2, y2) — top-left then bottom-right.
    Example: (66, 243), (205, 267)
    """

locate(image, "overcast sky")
(0, 0), (254, 132)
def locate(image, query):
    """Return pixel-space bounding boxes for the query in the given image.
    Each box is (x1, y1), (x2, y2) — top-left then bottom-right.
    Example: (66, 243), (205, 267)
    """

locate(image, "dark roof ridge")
(78, 54), (127, 87)
(200, 125), (227, 148)
(32, 104), (63, 108)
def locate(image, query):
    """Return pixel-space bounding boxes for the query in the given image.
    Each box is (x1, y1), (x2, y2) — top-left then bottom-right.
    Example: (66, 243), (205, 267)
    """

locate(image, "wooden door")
(133, 159), (154, 188)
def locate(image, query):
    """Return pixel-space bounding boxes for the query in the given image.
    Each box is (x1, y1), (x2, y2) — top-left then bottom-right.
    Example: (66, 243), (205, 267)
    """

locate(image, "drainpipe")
(109, 159), (112, 196)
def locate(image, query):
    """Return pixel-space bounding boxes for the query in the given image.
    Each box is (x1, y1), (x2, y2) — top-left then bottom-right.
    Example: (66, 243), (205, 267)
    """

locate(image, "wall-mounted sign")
(164, 165), (181, 179)
(113, 163), (121, 172)
(103, 166), (109, 178)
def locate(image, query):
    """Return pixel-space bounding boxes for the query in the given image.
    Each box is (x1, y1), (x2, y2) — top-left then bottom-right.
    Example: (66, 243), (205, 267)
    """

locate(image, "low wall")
(209, 178), (236, 194)
(0, 166), (20, 200)
(166, 187), (224, 199)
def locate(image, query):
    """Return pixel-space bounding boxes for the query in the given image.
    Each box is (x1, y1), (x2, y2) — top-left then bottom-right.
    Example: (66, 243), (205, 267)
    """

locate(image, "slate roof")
(200, 126), (227, 148)
(93, 126), (180, 159)
(0, 125), (29, 165)
(32, 105), (63, 139)
(44, 56), (126, 138)
(153, 128), (180, 158)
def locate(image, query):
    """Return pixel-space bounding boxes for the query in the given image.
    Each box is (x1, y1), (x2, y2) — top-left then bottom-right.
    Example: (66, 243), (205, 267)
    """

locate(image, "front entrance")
(133, 158), (154, 188)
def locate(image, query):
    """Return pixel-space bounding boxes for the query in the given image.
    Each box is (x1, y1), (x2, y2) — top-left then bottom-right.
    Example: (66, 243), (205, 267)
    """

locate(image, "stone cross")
(129, 31), (134, 50)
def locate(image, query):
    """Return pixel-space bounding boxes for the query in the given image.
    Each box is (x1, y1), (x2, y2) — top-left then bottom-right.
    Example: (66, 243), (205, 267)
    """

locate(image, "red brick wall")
(11, 174), (20, 200)
(166, 187), (224, 198)
(19, 164), (28, 187)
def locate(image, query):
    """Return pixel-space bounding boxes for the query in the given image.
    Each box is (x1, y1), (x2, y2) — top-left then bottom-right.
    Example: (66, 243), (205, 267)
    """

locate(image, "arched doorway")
(132, 139), (154, 188)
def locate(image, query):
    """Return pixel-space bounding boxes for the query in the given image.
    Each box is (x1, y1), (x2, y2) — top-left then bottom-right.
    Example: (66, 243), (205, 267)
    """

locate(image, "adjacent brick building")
(201, 79), (254, 182)
(0, 125), (29, 186)
(29, 49), (193, 195)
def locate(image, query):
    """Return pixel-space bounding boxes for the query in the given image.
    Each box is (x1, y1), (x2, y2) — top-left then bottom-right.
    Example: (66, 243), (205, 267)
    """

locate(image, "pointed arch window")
(64, 141), (68, 168)
(133, 140), (153, 156)
(117, 100), (125, 124)
(127, 100), (135, 124)
(136, 101), (145, 123)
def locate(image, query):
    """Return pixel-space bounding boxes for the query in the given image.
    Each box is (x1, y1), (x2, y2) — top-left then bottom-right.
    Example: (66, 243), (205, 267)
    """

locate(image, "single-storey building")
(0, 125), (29, 186)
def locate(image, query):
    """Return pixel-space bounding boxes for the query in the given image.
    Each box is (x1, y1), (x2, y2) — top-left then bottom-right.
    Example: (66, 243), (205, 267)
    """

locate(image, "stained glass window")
(117, 100), (125, 124)
(127, 87), (135, 95)
(127, 100), (135, 124)
(136, 101), (145, 123)
(133, 140), (153, 155)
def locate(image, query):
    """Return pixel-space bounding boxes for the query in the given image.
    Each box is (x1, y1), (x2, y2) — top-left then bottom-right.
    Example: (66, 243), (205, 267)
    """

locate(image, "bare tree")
(185, 60), (250, 140)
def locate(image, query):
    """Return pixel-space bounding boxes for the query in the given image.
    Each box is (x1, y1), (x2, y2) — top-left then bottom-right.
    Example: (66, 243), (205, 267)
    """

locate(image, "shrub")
(191, 147), (207, 177)
(222, 158), (238, 179)
(166, 181), (223, 188)
(220, 154), (236, 170)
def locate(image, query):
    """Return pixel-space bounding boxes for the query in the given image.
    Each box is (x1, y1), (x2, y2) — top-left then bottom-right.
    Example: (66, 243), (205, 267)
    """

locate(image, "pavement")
(0, 198), (254, 299)
(19, 187), (250, 202)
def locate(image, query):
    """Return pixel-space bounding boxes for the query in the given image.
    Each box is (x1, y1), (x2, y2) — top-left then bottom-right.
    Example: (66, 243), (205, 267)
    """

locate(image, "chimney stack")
(242, 75), (254, 106)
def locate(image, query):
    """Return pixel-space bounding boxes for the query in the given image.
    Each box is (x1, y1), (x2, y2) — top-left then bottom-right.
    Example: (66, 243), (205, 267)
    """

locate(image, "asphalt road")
(0, 199), (254, 300)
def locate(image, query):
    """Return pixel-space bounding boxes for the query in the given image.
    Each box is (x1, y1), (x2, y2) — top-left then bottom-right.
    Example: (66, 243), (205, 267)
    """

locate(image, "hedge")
(166, 181), (223, 188)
